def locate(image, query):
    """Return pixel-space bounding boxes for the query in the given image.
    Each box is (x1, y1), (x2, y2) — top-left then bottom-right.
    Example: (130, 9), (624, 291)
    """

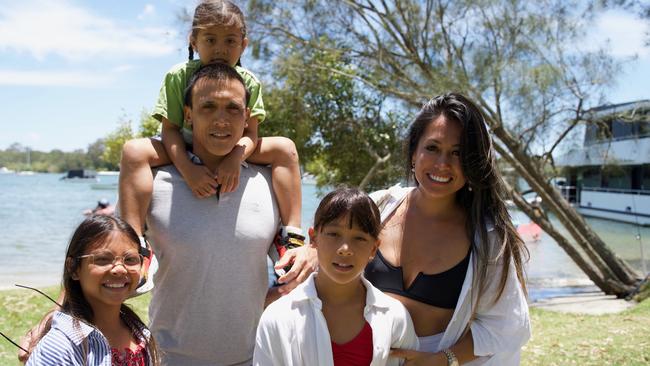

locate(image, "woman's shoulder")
(369, 184), (411, 209)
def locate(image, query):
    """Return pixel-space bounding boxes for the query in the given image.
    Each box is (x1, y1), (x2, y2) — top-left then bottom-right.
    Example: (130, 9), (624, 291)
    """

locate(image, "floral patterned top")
(111, 339), (147, 366)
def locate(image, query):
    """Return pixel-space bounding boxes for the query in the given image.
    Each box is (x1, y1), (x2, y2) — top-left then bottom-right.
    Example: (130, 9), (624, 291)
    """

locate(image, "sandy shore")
(530, 291), (636, 314)
(0, 273), (60, 291)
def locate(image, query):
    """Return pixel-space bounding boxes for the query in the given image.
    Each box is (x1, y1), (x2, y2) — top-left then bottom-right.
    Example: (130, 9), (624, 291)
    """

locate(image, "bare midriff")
(388, 292), (455, 336)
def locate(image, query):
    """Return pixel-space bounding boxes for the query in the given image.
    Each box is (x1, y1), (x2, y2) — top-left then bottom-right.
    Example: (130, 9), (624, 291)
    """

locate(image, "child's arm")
(161, 118), (218, 197)
(215, 116), (259, 193)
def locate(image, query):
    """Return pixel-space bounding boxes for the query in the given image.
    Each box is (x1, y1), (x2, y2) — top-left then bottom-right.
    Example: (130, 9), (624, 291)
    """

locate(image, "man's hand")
(274, 244), (318, 294)
(183, 164), (218, 198)
(215, 149), (242, 194)
(390, 349), (446, 366)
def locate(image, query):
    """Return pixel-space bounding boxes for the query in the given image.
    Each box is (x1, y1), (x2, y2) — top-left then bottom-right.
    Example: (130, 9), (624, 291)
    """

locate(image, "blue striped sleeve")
(26, 328), (80, 366)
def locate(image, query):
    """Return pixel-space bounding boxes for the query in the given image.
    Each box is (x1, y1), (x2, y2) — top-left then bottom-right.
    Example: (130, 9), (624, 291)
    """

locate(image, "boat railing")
(585, 132), (650, 146)
(582, 186), (650, 196)
(554, 184), (578, 203)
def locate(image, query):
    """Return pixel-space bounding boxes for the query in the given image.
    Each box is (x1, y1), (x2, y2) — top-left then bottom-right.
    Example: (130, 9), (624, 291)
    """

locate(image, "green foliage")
(249, 0), (621, 162)
(101, 110), (160, 169)
(0, 144), (94, 173)
(260, 40), (406, 190)
(0, 110), (158, 172)
(102, 118), (135, 169)
(138, 109), (162, 138)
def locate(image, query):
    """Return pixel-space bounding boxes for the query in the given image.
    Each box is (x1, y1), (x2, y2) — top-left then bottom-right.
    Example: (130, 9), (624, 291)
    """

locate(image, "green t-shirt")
(152, 60), (266, 140)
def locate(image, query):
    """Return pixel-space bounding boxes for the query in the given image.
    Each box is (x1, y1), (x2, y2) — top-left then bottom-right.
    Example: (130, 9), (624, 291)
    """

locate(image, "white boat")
(91, 182), (118, 190)
(0, 167), (15, 174)
(556, 100), (650, 226)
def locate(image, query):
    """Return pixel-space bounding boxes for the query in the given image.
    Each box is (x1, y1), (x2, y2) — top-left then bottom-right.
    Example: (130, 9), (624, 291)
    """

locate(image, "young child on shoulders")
(118, 0), (304, 267)
(254, 187), (418, 366)
(26, 215), (159, 365)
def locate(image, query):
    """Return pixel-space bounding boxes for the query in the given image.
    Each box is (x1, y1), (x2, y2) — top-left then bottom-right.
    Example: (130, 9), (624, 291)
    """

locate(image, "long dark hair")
(48, 215), (159, 364)
(405, 93), (528, 307)
(188, 0), (247, 66)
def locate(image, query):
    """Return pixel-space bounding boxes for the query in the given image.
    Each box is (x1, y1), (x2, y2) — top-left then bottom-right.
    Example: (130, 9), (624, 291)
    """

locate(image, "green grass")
(0, 286), (150, 366)
(1, 286), (649, 365)
(522, 300), (650, 365)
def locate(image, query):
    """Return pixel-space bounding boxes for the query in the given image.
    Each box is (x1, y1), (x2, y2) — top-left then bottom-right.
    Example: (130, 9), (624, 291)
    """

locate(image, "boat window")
(611, 119), (635, 140)
(581, 167), (601, 188)
(643, 165), (650, 191)
(637, 121), (650, 138)
(611, 120), (631, 139)
(602, 165), (630, 190)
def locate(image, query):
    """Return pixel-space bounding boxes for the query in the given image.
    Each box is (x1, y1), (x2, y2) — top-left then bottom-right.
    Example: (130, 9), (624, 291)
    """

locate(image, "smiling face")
(311, 215), (378, 286)
(191, 24), (248, 67)
(74, 231), (141, 311)
(411, 115), (467, 199)
(184, 77), (249, 167)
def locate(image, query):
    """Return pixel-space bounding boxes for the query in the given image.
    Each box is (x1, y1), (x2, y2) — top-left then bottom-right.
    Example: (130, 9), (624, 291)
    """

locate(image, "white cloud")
(591, 10), (649, 59)
(0, 69), (111, 87)
(112, 64), (135, 73)
(27, 133), (42, 144)
(0, 0), (175, 61)
(138, 4), (156, 20)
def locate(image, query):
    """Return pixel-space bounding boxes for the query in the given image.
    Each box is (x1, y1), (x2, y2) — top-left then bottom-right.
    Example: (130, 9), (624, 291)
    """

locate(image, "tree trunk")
(505, 182), (634, 295)
(358, 153), (391, 191)
(491, 125), (640, 295)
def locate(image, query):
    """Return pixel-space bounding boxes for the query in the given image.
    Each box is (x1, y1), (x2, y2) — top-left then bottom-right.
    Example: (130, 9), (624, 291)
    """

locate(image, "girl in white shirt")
(254, 187), (418, 366)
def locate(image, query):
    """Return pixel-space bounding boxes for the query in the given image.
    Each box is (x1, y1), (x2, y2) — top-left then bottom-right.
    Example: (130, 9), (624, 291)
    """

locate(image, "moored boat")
(60, 169), (99, 182)
(556, 100), (650, 226)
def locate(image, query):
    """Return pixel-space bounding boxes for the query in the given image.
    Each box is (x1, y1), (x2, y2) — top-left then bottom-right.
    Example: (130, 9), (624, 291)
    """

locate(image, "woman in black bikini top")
(365, 93), (530, 366)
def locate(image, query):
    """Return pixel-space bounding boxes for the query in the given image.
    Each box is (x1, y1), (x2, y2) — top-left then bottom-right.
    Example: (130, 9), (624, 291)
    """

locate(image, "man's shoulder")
(243, 162), (272, 177)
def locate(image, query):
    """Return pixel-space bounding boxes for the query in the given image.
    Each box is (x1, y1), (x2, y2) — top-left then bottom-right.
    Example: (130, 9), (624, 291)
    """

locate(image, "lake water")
(1, 173), (648, 302)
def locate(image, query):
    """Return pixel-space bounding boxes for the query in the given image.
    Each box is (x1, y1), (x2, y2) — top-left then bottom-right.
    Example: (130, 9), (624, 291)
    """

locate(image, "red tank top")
(331, 321), (373, 366)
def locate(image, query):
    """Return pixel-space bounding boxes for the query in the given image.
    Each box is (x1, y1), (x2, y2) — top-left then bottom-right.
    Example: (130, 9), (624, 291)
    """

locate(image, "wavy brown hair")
(405, 93), (528, 308)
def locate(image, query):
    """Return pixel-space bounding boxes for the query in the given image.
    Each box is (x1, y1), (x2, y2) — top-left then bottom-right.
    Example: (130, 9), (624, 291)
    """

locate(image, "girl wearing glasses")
(25, 215), (159, 365)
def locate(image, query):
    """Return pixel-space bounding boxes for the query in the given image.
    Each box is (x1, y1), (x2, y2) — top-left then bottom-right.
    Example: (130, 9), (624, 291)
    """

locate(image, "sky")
(0, 0), (648, 152)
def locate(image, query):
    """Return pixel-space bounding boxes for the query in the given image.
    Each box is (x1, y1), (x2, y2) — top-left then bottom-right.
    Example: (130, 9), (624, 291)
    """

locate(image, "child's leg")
(119, 138), (170, 236)
(248, 136), (302, 230)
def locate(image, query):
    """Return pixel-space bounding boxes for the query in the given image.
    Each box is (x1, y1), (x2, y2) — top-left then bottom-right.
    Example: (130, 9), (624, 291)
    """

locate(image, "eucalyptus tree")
(248, 0), (642, 295)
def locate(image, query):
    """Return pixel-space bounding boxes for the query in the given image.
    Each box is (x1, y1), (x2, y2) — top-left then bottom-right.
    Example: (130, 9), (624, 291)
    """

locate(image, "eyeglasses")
(77, 252), (143, 272)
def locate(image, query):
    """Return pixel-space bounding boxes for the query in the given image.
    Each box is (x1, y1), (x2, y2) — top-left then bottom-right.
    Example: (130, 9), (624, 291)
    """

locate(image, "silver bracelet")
(441, 348), (459, 366)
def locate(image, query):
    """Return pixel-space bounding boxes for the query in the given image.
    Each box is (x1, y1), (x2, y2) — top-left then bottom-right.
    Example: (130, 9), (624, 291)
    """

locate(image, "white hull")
(578, 189), (650, 226)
